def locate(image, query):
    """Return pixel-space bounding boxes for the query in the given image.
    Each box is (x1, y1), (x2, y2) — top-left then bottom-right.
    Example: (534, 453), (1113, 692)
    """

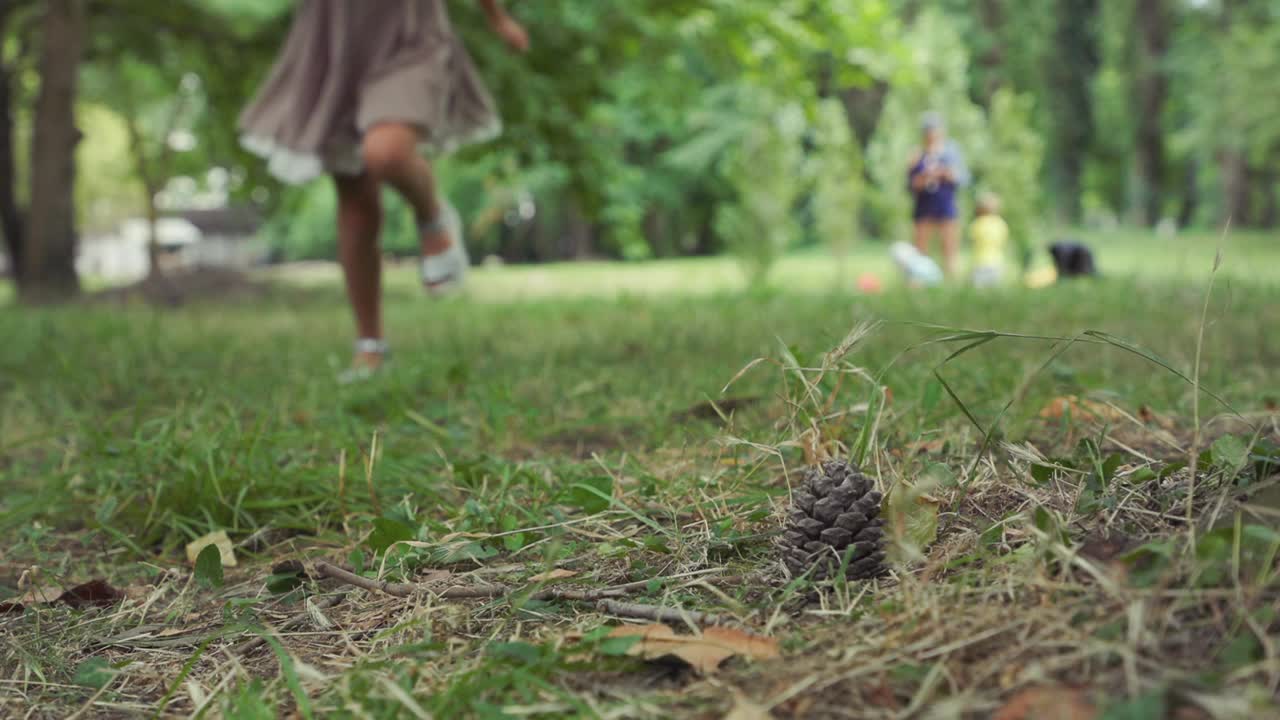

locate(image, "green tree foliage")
(981, 89), (1044, 268)
(809, 98), (864, 267)
(711, 91), (806, 283)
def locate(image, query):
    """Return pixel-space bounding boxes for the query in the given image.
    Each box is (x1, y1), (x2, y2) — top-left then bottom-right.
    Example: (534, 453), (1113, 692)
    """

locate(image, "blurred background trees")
(1, 0), (1277, 301)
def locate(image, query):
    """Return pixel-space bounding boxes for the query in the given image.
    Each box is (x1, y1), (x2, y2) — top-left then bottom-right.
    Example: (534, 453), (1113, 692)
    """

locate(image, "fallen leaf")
(886, 481), (941, 563)
(185, 530), (237, 568)
(1078, 533), (1137, 564)
(675, 395), (763, 422)
(529, 569), (578, 582)
(903, 439), (945, 455)
(1039, 396), (1126, 424)
(724, 693), (774, 720)
(604, 623), (779, 675)
(1, 579), (67, 613)
(866, 676), (901, 709)
(19, 583), (66, 605)
(271, 560), (309, 578)
(194, 545), (224, 588)
(58, 580), (124, 610)
(993, 686), (1096, 720)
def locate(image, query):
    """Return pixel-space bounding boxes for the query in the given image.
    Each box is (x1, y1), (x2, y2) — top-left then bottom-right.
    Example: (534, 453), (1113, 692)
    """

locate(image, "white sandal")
(420, 201), (468, 296)
(338, 338), (390, 384)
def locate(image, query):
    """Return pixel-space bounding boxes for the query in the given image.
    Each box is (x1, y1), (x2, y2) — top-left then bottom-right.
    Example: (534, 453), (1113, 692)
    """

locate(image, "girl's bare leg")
(360, 122), (451, 256)
(940, 219), (959, 277)
(914, 220), (935, 256)
(334, 172), (384, 367)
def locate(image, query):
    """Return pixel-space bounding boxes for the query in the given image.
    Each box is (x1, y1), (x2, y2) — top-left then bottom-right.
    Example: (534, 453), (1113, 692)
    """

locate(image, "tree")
(1132, 0), (1171, 225)
(0, 1), (24, 282)
(1044, 0), (1099, 223)
(20, 0), (85, 303)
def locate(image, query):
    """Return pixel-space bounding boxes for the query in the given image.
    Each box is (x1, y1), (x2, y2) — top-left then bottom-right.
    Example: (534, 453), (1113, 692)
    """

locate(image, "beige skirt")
(239, 0), (501, 184)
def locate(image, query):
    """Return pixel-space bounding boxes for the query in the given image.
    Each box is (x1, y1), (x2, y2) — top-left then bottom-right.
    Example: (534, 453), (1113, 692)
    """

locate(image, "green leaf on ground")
(73, 658), (115, 689)
(886, 480), (940, 563)
(195, 544), (224, 589)
(367, 518), (415, 555)
(1212, 434), (1250, 472)
(1100, 689), (1167, 719)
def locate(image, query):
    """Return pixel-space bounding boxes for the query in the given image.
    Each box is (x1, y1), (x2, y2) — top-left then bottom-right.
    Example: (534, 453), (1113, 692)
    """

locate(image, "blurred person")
(968, 192), (1009, 287)
(239, 0), (529, 378)
(908, 112), (970, 277)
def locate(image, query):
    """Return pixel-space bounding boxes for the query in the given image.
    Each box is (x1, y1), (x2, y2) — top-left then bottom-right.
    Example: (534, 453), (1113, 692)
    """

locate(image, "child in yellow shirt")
(969, 193), (1009, 287)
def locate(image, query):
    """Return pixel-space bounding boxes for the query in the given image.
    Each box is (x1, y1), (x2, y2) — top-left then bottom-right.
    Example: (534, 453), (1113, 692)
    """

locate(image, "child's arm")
(479, 1), (529, 52)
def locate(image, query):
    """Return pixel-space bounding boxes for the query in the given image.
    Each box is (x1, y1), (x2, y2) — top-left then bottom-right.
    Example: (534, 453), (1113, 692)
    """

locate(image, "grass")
(1, 230), (1278, 718)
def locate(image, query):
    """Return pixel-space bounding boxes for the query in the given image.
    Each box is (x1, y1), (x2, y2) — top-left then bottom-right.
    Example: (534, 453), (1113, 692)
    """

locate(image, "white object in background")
(890, 242), (943, 286)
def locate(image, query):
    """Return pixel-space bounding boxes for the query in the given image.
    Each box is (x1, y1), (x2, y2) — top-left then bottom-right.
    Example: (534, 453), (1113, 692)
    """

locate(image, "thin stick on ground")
(314, 560), (635, 602)
(314, 561), (420, 598)
(596, 599), (726, 627)
(232, 592), (348, 655)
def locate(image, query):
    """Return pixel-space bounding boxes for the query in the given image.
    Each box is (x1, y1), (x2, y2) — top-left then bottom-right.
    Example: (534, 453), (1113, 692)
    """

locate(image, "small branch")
(314, 561), (418, 598)
(232, 592), (347, 656)
(314, 561), (637, 603)
(596, 600), (725, 627)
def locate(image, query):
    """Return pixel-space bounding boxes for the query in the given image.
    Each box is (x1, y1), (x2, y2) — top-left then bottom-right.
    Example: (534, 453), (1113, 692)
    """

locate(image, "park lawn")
(1, 231), (1278, 718)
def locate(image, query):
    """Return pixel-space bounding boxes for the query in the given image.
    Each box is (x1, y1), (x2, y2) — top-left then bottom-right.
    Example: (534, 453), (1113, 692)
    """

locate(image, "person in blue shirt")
(908, 112), (970, 277)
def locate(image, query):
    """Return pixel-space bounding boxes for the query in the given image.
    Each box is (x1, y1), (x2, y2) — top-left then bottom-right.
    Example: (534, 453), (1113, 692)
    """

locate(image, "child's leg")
(939, 220), (959, 277)
(361, 122), (450, 256)
(335, 172), (384, 361)
(913, 220), (933, 256)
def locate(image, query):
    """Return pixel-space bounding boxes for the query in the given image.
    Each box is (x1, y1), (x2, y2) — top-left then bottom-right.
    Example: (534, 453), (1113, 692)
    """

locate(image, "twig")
(596, 600), (725, 627)
(232, 592), (347, 655)
(315, 561), (639, 602)
(314, 561), (418, 598)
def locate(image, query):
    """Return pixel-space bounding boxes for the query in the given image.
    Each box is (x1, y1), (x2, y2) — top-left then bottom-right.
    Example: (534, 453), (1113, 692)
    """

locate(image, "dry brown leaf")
(58, 580), (124, 609)
(902, 439), (945, 455)
(1038, 396), (1127, 424)
(866, 676), (901, 710)
(723, 693), (774, 720)
(185, 530), (237, 568)
(606, 623), (779, 675)
(993, 686), (1096, 720)
(18, 583), (65, 605)
(529, 569), (578, 582)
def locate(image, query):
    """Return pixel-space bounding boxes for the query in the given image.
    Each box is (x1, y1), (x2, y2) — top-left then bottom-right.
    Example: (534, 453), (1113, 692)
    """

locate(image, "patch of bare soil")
(86, 268), (270, 307)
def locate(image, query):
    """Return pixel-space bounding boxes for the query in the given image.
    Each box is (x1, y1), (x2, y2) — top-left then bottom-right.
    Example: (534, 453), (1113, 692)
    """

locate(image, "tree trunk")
(0, 3), (25, 282)
(122, 76), (191, 280)
(124, 115), (166, 278)
(1176, 158), (1198, 229)
(1132, 0), (1171, 226)
(1219, 149), (1249, 227)
(561, 200), (594, 260)
(1046, 0), (1100, 223)
(1253, 165), (1277, 229)
(974, 0), (1006, 101)
(21, 0), (84, 303)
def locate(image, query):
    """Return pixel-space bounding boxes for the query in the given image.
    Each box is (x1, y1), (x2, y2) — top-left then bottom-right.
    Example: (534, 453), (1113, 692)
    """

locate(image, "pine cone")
(781, 460), (886, 581)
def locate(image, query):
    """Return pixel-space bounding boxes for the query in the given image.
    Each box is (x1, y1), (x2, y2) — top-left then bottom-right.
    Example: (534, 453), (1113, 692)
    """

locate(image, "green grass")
(270, 228), (1280, 301)
(1, 231), (1278, 718)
